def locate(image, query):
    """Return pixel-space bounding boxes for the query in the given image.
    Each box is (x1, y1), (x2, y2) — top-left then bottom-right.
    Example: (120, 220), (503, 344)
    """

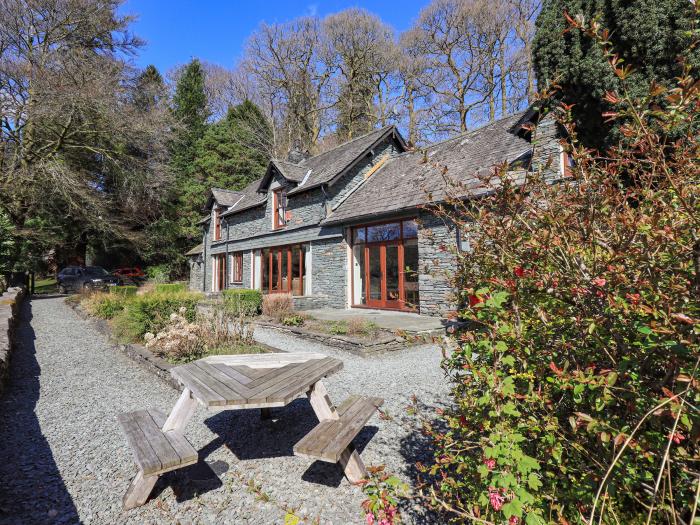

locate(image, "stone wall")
(309, 237), (348, 309)
(0, 286), (26, 396)
(417, 211), (458, 317)
(188, 257), (204, 291)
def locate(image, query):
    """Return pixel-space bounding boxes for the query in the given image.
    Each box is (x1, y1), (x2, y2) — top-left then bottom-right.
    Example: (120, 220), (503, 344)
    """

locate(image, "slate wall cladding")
(532, 112), (562, 182)
(327, 139), (398, 208)
(309, 237), (348, 309)
(417, 210), (458, 316)
(188, 258), (204, 291)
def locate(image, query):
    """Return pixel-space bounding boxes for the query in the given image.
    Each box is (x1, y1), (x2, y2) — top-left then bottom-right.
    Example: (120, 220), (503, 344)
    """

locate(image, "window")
(259, 244), (306, 296)
(214, 207), (222, 241)
(273, 189), (287, 228)
(230, 252), (243, 284)
(560, 146), (575, 177)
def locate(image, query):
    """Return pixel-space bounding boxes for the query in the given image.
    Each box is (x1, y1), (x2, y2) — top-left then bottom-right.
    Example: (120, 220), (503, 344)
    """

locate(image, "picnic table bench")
(118, 352), (382, 509)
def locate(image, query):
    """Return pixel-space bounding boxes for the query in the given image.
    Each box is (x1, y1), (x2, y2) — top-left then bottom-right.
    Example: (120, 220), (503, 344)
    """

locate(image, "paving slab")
(303, 308), (445, 333)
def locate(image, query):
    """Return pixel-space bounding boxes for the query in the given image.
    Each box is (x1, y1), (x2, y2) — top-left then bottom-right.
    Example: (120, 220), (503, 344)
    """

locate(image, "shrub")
(281, 314), (306, 326)
(145, 264), (170, 283)
(328, 321), (348, 335)
(145, 304), (259, 362)
(109, 285), (137, 297)
(262, 293), (294, 320)
(112, 291), (203, 341)
(347, 317), (380, 337)
(422, 22), (700, 525)
(153, 283), (187, 294)
(82, 292), (129, 319)
(222, 288), (262, 316)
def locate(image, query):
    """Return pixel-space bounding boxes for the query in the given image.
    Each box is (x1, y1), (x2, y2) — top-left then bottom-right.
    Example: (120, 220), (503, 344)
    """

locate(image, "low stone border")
(67, 299), (282, 390)
(0, 286), (27, 396)
(256, 321), (439, 357)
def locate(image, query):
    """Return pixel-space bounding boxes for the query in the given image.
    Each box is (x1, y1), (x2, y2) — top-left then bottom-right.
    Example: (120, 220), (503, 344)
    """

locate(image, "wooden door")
(364, 242), (403, 309)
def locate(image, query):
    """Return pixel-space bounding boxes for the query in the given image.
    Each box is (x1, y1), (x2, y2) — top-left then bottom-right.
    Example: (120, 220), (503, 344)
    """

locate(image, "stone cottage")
(187, 109), (566, 316)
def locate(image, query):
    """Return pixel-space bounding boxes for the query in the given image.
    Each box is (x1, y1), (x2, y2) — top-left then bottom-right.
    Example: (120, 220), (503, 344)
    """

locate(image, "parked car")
(57, 266), (122, 293)
(113, 267), (146, 283)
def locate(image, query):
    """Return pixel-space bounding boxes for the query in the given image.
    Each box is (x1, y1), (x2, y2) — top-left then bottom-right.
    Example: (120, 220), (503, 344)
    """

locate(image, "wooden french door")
(364, 242), (403, 309)
(212, 254), (225, 292)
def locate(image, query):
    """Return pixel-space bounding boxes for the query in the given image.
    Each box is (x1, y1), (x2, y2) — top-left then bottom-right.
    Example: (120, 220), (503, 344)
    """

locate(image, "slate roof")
(185, 243), (203, 256)
(221, 125), (404, 218)
(220, 178), (268, 216)
(286, 125), (403, 195)
(209, 188), (244, 207)
(325, 112), (533, 225)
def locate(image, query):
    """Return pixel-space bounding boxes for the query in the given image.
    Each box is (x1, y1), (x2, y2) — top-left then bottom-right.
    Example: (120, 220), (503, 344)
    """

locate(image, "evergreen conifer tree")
(533, 0), (699, 147)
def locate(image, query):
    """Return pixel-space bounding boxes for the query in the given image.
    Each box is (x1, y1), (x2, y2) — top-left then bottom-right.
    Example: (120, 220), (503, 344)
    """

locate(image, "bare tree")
(322, 8), (398, 140)
(243, 17), (332, 155)
(0, 0), (173, 262)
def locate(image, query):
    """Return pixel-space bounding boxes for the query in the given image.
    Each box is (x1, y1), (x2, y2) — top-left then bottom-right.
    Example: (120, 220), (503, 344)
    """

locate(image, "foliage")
(360, 465), (409, 525)
(193, 100), (272, 193)
(281, 314), (306, 326)
(348, 317), (380, 337)
(0, 1), (173, 269)
(83, 292), (130, 319)
(0, 209), (15, 273)
(153, 283), (187, 294)
(144, 305), (259, 362)
(533, 0), (700, 148)
(422, 20), (700, 524)
(111, 291), (202, 341)
(109, 285), (137, 297)
(222, 288), (263, 316)
(328, 321), (349, 335)
(262, 293), (294, 320)
(145, 264), (171, 283)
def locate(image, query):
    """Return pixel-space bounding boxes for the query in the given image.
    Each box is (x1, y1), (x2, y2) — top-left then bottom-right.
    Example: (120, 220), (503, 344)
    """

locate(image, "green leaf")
(528, 472), (543, 490)
(526, 512), (546, 525)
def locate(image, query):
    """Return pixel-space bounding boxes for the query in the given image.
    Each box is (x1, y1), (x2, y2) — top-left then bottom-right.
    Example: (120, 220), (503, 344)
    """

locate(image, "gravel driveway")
(0, 297), (448, 525)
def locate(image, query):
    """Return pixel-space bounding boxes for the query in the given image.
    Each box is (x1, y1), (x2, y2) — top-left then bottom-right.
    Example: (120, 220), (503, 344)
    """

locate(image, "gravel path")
(0, 297), (448, 525)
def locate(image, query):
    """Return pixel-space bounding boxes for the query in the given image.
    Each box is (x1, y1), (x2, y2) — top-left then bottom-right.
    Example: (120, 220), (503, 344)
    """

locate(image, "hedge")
(112, 291), (203, 341)
(222, 288), (262, 316)
(109, 285), (137, 296)
(153, 283), (187, 294)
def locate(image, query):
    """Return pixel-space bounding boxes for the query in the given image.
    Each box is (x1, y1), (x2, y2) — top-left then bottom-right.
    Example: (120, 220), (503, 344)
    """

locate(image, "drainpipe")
(202, 226), (207, 293)
(224, 216), (230, 290)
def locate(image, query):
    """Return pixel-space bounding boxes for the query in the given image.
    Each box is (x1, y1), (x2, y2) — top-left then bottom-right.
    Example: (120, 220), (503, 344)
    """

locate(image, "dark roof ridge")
(299, 125), (394, 165)
(416, 110), (529, 152)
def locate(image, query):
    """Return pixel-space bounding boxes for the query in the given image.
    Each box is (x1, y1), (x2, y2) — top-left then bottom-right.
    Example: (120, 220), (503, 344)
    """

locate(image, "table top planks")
(171, 353), (343, 409)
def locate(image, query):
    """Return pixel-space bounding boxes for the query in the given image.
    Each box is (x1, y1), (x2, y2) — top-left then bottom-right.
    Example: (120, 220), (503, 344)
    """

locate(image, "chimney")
(286, 141), (310, 164)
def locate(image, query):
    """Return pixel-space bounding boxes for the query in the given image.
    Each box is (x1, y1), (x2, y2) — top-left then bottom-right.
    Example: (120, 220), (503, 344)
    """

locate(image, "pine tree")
(532, 0), (699, 147)
(171, 59), (209, 179)
(133, 65), (165, 111)
(193, 100), (272, 194)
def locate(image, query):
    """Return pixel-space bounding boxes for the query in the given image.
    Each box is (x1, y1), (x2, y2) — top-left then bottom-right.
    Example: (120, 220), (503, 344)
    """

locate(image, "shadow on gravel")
(398, 407), (447, 524)
(0, 300), (80, 525)
(201, 398), (378, 488)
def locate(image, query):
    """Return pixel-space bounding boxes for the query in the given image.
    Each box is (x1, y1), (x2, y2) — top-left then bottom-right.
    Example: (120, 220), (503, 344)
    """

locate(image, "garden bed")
(256, 316), (435, 357)
(67, 289), (281, 386)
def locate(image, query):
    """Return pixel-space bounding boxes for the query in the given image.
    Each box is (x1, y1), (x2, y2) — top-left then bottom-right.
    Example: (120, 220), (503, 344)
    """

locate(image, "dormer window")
(273, 188), (287, 229)
(214, 207), (222, 241)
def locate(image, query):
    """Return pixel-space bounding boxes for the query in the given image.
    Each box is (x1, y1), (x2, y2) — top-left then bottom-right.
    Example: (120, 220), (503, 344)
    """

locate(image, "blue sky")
(119, 1), (427, 73)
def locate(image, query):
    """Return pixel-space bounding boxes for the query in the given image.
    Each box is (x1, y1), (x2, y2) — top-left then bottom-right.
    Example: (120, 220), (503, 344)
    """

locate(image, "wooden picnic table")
(119, 352), (382, 509)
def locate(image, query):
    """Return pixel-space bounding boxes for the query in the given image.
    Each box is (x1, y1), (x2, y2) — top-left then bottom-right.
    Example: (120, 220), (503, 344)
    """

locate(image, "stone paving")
(0, 296), (448, 525)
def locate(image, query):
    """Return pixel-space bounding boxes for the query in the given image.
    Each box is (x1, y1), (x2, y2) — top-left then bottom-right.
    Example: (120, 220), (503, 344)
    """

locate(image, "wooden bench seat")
(294, 395), (384, 463)
(118, 409), (198, 476)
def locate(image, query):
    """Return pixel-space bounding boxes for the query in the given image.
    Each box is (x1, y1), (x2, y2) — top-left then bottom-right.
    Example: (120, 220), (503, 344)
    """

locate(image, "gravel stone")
(0, 297), (448, 524)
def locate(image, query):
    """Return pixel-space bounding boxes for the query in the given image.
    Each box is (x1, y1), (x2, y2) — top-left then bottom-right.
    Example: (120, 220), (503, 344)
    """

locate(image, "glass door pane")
(261, 250), (269, 291)
(368, 245), (382, 302)
(271, 249), (280, 291)
(403, 239), (419, 309)
(291, 247), (302, 296)
(281, 247), (290, 292)
(385, 245), (400, 304)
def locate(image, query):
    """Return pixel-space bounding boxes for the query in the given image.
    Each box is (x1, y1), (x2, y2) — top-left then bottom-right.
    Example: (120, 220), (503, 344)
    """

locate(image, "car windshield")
(84, 266), (109, 276)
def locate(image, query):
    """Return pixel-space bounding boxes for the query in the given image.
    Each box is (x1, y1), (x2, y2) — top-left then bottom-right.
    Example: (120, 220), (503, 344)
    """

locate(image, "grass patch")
(171, 343), (267, 364)
(34, 278), (58, 294)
